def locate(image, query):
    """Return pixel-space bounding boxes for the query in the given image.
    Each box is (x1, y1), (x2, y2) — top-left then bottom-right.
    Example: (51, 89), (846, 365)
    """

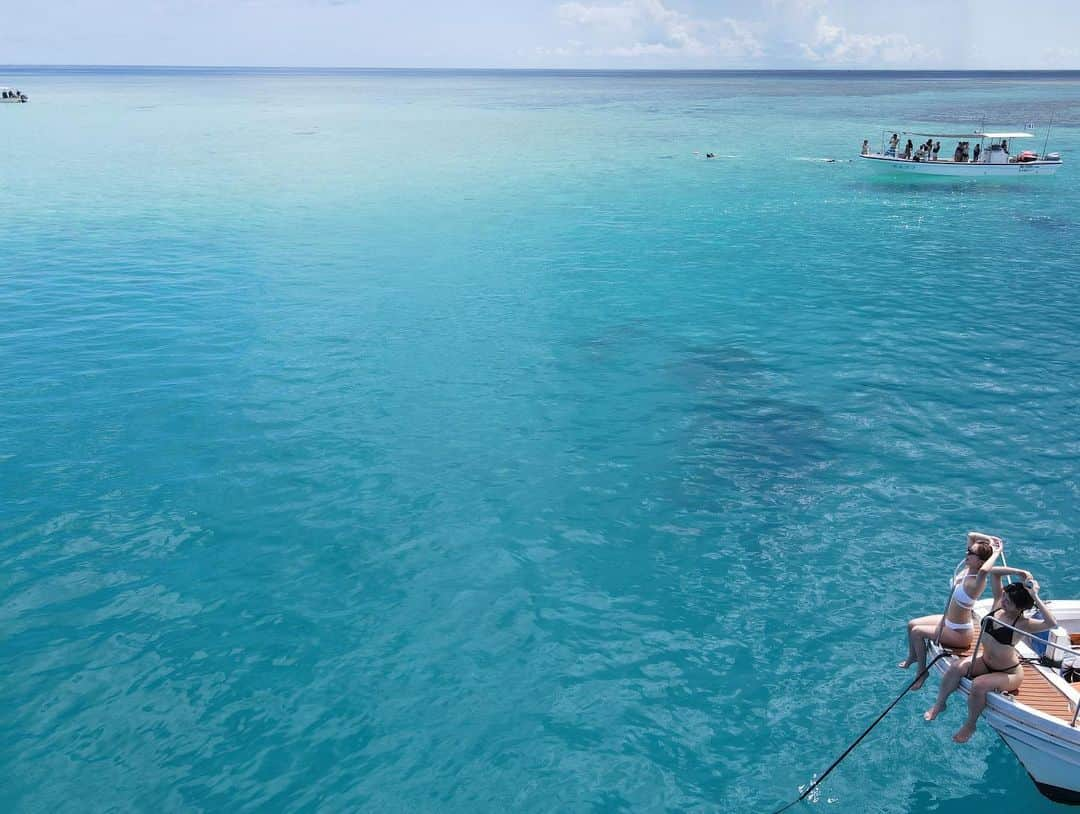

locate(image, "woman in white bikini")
(924, 576), (1056, 742)
(899, 532), (1004, 689)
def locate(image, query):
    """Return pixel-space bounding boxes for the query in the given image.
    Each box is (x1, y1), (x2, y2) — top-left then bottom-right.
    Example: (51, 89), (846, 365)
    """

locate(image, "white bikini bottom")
(943, 618), (974, 632)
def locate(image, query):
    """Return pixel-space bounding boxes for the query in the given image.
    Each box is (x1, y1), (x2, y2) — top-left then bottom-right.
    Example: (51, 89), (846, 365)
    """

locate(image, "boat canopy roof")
(903, 131), (1034, 139)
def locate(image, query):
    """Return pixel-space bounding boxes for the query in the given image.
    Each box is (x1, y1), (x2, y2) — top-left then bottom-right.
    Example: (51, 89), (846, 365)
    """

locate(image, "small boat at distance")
(926, 597), (1080, 804)
(1, 86), (29, 103)
(861, 130), (1062, 176)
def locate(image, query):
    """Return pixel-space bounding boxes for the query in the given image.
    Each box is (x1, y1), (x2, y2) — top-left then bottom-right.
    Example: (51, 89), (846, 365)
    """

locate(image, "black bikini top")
(982, 608), (1019, 647)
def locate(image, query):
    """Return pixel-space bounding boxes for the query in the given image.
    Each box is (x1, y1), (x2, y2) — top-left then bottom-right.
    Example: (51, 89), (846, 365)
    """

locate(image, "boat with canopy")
(860, 129), (1062, 176)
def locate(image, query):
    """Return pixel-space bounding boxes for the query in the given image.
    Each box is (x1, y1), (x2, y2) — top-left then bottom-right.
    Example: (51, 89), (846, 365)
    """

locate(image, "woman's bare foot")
(898, 659), (915, 669)
(923, 704), (945, 721)
(952, 723), (976, 743)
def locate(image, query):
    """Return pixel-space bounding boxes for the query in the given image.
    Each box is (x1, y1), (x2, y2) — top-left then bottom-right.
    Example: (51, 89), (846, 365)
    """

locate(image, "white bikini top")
(951, 573), (978, 610)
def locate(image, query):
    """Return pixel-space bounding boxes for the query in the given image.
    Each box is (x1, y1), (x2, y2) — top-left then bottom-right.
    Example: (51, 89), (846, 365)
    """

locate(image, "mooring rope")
(769, 651), (951, 814)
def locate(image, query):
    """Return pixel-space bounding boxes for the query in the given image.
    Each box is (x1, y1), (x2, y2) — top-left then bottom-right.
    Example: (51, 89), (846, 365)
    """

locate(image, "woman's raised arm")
(1021, 580), (1058, 633)
(988, 566), (1032, 580)
(989, 571), (1006, 608)
(970, 538), (1004, 597)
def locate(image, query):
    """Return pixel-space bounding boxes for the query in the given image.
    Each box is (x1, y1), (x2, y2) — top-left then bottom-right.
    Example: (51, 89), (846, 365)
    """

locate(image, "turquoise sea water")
(2, 68), (1080, 812)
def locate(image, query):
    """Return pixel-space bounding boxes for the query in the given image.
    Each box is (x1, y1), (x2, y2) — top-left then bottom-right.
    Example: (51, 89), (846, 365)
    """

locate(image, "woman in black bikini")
(924, 575), (1058, 743)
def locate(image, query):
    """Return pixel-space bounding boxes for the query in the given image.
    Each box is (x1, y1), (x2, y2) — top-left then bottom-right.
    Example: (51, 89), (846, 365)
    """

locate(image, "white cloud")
(555, 0), (762, 60)
(1040, 46), (1080, 68)
(558, 1), (638, 31)
(716, 18), (764, 60)
(766, 0), (826, 12)
(799, 14), (936, 65)
(548, 0), (940, 67)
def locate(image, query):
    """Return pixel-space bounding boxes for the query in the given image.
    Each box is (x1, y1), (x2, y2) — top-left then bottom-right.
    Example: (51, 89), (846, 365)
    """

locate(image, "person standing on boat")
(972, 143), (982, 163)
(888, 133), (899, 156)
(899, 533), (1003, 688)
(924, 576), (1058, 743)
(861, 139), (870, 155)
(932, 141), (941, 161)
(903, 139), (913, 159)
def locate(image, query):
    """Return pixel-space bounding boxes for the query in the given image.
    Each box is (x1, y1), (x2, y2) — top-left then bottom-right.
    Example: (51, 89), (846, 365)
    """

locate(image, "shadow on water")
(533, 332), (841, 808)
(905, 739), (1064, 813)
(668, 343), (765, 380)
(577, 320), (654, 362)
(853, 175), (1061, 196)
(656, 343), (838, 600)
(572, 332), (834, 516)
(1023, 213), (1080, 233)
(671, 343), (833, 490)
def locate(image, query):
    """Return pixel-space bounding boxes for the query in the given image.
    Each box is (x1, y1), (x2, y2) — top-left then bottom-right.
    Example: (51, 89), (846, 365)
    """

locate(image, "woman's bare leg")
(954, 671), (1022, 743)
(907, 622), (967, 688)
(925, 658), (973, 720)
(921, 627), (974, 691)
(900, 615), (942, 669)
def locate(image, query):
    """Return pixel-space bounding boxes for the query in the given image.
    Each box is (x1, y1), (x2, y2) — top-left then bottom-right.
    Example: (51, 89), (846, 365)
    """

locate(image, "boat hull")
(928, 654), (1080, 803)
(1034, 779), (1080, 805)
(860, 154), (1062, 176)
(992, 711), (1080, 803)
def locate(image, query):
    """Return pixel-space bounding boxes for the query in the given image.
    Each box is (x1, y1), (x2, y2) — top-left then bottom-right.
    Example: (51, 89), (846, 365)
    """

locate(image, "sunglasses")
(966, 548), (986, 558)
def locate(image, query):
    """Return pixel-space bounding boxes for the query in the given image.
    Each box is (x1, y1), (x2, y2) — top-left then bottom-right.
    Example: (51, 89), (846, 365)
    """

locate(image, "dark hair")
(1003, 582), (1035, 612)
(969, 541), (993, 561)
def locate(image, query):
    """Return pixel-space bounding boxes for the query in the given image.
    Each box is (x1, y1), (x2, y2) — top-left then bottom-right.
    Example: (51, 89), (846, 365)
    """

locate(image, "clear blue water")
(2, 68), (1079, 812)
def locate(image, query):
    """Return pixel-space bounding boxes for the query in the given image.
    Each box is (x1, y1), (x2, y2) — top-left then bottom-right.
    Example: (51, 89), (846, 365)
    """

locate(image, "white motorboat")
(860, 130), (1062, 176)
(926, 598), (1080, 804)
(1, 86), (28, 103)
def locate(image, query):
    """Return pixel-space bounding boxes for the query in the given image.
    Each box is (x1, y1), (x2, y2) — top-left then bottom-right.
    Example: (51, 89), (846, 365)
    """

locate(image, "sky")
(3, 0), (1080, 69)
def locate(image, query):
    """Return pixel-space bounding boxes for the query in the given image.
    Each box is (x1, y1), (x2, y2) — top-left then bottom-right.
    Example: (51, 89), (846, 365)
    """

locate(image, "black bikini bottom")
(980, 656), (1021, 674)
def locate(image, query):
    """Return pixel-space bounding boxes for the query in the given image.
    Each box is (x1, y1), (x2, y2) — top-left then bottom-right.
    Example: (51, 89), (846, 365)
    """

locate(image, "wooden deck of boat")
(946, 640), (1077, 724)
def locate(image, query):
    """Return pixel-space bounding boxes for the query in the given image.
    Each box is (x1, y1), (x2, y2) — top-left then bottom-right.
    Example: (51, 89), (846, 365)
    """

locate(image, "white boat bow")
(927, 598), (1080, 804)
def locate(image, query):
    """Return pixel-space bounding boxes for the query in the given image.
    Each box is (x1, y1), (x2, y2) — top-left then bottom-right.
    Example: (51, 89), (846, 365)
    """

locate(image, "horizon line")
(3, 64), (1080, 73)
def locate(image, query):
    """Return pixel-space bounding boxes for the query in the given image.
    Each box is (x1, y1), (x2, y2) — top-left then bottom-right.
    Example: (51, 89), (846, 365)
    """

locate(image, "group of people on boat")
(901, 532), (1057, 743)
(952, 141), (981, 162)
(872, 133), (1016, 164)
(877, 135), (942, 161)
(1, 88), (28, 102)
